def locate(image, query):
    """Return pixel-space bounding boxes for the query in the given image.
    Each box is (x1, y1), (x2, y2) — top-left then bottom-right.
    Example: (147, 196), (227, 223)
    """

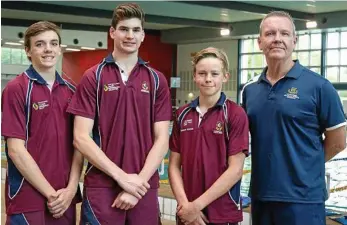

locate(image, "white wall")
(176, 39), (239, 106)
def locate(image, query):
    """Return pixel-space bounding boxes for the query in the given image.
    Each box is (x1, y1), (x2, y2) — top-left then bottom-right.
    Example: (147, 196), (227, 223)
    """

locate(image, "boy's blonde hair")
(192, 47), (229, 74)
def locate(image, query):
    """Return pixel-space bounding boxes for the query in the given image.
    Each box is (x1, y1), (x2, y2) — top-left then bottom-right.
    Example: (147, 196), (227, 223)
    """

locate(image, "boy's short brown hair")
(24, 21), (61, 51)
(192, 47), (229, 73)
(111, 3), (145, 29)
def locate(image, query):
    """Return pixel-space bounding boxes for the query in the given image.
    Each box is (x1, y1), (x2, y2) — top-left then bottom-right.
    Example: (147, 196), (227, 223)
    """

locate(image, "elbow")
(338, 142), (346, 151)
(73, 133), (86, 154)
(8, 145), (22, 162)
(236, 167), (243, 180)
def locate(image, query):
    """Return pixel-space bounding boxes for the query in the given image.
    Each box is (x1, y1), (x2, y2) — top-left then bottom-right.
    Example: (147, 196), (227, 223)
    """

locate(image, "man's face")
(258, 16), (297, 62)
(110, 18), (145, 55)
(26, 30), (61, 70)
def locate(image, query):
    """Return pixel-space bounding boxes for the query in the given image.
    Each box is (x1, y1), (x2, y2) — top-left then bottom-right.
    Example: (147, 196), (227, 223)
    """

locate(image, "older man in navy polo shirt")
(242, 11), (346, 225)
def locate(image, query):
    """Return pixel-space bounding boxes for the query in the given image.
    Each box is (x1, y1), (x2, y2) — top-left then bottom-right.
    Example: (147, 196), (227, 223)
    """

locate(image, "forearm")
(168, 164), (188, 205)
(74, 135), (125, 182)
(9, 145), (55, 199)
(324, 143), (346, 162)
(139, 138), (168, 182)
(194, 164), (243, 210)
(67, 150), (84, 191)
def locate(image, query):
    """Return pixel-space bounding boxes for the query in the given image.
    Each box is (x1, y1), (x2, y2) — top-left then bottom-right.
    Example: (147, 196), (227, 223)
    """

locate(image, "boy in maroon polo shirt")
(169, 47), (249, 225)
(1, 21), (83, 225)
(67, 3), (172, 225)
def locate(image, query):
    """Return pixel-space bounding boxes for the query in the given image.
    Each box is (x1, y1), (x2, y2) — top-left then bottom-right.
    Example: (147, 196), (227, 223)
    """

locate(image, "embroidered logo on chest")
(284, 87), (299, 100)
(141, 81), (150, 93)
(104, 83), (120, 92)
(181, 119), (193, 132)
(33, 100), (49, 110)
(213, 121), (223, 134)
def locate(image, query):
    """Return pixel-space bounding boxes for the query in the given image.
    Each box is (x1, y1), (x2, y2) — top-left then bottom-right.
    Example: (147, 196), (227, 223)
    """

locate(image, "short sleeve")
(227, 105), (249, 156)
(154, 72), (172, 122)
(169, 112), (180, 153)
(67, 69), (97, 119)
(318, 81), (346, 131)
(1, 81), (26, 140)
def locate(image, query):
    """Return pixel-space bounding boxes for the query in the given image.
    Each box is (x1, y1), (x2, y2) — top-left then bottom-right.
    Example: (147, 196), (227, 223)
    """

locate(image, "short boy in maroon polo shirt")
(67, 3), (172, 225)
(169, 47), (249, 225)
(1, 21), (83, 225)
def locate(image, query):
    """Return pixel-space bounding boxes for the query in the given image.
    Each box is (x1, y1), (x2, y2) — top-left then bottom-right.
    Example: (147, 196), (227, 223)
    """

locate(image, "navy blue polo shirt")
(242, 60), (346, 203)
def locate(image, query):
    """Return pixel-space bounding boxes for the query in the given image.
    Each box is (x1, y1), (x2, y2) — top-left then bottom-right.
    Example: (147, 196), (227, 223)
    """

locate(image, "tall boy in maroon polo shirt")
(169, 47), (249, 225)
(67, 3), (172, 225)
(1, 21), (83, 225)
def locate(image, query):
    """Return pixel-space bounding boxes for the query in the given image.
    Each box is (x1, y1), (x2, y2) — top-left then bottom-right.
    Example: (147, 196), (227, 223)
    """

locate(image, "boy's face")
(26, 30), (61, 70)
(110, 18), (145, 55)
(194, 57), (229, 98)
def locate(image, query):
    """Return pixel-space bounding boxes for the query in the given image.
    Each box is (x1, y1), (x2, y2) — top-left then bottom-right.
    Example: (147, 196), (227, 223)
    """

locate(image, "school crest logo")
(213, 121), (223, 134)
(32, 100), (49, 110)
(32, 103), (39, 110)
(141, 81), (150, 93)
(104, 83), (120, 92)
(284, 87), (299, 99)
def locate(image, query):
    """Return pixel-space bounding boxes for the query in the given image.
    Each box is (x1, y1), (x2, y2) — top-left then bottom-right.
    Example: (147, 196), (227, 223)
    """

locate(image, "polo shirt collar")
(104, 53), (147, 65)
(25, 65), (65, 85)
(257, 60), (303, 83)
(189, 92), (226, 108)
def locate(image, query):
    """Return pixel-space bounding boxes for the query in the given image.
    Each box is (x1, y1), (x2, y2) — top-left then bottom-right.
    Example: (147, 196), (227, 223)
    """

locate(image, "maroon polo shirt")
(1, 65), (77, 215)
(169, 92), (249, 223)
(67, 54), (172, 189)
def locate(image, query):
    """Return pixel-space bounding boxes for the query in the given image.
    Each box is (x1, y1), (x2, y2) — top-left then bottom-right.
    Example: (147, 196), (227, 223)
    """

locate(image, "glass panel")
(340, 49), (347, 65)
(309, 67), (320, 74)
(310, 51), (321, 66)
(242, 39), (253, 53)
(11, 48), (22, 65)
(340, 67), (347, 82)
(22, 49), (31, 65)
(241, 55), (251, 68)
(253, 39), (261, 52)
(292, 52), (298, 60)
(326, 50), (339, 66)
(341, 32), (347, 48)
(241, 70), (249, 84)
(298, 34), (309, 50)
(326, 67), (339, 83)
(1, 48), (11, 64)
(310, 33), (321, 49)
(327, 32), (339, 49)
(337, 91), (347, 114)
(298, 52), (309, 66)
(253, 54), (263, 68)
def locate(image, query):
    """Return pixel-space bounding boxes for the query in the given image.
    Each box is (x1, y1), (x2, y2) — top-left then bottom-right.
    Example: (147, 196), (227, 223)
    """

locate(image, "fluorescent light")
(306, 21), (317, 29)
(220, 28), (230, 36)
(306, 3), (316, 7)
(19, 40), (24, 43)
(5, 42), (22, 46)
(60, 44), (67, 47)
(81, 46), (96, 50)
(65, 48), (80, 52)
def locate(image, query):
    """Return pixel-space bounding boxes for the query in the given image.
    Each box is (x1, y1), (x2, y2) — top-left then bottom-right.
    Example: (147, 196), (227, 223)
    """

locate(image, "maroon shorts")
(6, 204), (76, 225)
(80, 187), (160, 225)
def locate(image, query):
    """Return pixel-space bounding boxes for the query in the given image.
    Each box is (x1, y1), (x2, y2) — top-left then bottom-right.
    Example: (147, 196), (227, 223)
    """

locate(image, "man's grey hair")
(259, 11), (296, 36)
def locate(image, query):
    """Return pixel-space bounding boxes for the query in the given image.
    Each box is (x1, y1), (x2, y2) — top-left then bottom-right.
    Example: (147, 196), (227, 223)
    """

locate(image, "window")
(293, 33), (322, 73)
(1, 47), (31, 65)
(325, 31), (347, 83)
(239, 38), (264, 85)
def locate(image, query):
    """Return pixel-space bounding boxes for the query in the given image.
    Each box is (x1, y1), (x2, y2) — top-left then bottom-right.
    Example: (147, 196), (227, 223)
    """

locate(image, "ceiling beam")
(2, 1), (231, 29)
(174, 1), (315, 21)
